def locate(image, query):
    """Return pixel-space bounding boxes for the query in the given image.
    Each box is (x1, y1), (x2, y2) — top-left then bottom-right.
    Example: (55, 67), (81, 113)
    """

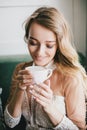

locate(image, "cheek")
(28, 46), (36, 54)
(51, 48), (57, 56)
(46, 50), (56, 59)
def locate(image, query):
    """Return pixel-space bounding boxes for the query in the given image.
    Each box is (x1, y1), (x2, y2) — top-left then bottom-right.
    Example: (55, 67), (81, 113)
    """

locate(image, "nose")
(37, 45), (45, 56)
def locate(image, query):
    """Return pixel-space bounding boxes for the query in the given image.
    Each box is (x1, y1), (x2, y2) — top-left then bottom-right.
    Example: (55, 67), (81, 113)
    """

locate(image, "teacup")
(25, 66), (52, 84)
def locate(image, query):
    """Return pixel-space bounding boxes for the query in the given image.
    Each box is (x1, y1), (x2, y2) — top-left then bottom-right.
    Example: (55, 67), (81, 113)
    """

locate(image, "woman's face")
(28, 22), (57, 66)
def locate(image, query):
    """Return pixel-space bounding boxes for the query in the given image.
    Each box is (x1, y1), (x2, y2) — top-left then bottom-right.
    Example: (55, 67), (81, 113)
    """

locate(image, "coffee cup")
(25, 66), (52, 84)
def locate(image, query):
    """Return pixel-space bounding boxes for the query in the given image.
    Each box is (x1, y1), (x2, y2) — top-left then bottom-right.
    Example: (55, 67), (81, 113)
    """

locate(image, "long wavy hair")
(24, 6), (87, 98)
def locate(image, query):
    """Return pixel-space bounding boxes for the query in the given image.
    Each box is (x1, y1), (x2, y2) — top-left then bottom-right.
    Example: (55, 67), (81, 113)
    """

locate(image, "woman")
(4, 7), (87, 130)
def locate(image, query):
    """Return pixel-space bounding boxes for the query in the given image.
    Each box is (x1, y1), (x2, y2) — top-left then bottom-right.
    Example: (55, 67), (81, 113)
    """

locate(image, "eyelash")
(46, 45), (54, 49)
(29, 40), (38, 46)
(29, 40), (54, 49)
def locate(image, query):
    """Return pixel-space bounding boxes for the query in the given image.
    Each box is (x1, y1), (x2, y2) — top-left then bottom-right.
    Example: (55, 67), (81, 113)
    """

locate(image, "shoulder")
(63, 72), (84, 96)
(64, 74), (79, 86)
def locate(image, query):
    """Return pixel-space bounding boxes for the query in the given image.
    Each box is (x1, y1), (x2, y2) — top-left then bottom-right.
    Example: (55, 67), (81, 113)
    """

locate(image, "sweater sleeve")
(64, 74), (86, 129)
(53, 73), (86, 130)
(53, 115), (79, 130)
(4, 105), (21, 128)
(4, 63), (25, 128)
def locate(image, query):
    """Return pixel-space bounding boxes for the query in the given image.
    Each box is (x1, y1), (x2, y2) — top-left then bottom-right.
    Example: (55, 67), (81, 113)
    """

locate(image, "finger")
(17, 77), (33, 88)
(38, 80), (51, 93)
(19, 70), (32, 75)
(18, 82), (27, 90)
(36, 97), (46, 108)
(29, 90), (46, 107)
(32, 84), (51, 99)
(17, 75), (33, 84)
(29, 89), (48, 103)
(17, 74), (32, 80)
(22, 79), (33, 84)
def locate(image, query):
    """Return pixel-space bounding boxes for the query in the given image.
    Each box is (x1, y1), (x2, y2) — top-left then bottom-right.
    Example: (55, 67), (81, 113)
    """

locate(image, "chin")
(35, 63), (45, 66)
(35, 60), (50, 66)
(34, 61), (46, 66)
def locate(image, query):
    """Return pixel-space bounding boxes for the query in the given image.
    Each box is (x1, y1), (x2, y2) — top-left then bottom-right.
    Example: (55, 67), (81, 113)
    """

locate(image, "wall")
(0, 0), (86, 56)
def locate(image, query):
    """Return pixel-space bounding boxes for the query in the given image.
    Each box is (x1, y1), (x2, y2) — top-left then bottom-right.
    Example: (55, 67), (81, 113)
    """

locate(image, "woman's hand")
(29, 80), (54, 112)
(17, 69), (33, 91)
(29, 80), (63, 125)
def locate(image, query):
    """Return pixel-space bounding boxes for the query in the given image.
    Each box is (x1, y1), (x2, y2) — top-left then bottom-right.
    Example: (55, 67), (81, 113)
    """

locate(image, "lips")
(35, 56), (44, 61)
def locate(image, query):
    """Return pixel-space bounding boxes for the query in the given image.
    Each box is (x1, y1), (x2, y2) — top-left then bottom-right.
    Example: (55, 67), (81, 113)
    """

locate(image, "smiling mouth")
(35, 56), (45, 61)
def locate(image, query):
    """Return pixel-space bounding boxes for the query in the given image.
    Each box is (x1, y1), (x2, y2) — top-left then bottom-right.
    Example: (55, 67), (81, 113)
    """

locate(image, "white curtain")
(73, 0), (87, 56)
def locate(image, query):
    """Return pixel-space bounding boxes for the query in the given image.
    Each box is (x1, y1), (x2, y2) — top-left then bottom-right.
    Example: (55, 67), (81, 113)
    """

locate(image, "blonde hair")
(24, 6), (87, 98)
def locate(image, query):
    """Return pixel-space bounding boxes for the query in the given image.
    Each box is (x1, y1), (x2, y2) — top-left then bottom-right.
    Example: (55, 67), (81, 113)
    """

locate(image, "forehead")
(29, 22), (56, 41)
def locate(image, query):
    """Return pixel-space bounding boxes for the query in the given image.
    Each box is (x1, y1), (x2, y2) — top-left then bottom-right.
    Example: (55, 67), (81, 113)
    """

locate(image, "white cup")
(25, 66), (52, 84)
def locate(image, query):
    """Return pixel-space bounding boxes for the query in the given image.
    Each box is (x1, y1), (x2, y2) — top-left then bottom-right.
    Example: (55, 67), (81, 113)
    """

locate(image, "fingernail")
(29, 90), (32, 93)
(30, 85), (33, 88)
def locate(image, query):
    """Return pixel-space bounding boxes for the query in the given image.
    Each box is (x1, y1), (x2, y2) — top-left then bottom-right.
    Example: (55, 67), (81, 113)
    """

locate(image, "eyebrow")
(29, 36), (38, 41)
(29, 36), (56, 43)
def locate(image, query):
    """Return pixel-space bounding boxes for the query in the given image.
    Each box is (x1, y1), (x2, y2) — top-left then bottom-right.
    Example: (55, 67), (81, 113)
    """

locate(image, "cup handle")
(46, 69), (52, 79)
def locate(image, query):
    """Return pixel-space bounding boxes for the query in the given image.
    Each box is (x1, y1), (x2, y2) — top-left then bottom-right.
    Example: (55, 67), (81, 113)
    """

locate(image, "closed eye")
(28, 39), (39, 46)
(46, 44), (55, 49)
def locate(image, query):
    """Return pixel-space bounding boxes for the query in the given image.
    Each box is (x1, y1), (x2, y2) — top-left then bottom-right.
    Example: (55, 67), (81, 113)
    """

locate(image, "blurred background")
(0, 0), (87, 57)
